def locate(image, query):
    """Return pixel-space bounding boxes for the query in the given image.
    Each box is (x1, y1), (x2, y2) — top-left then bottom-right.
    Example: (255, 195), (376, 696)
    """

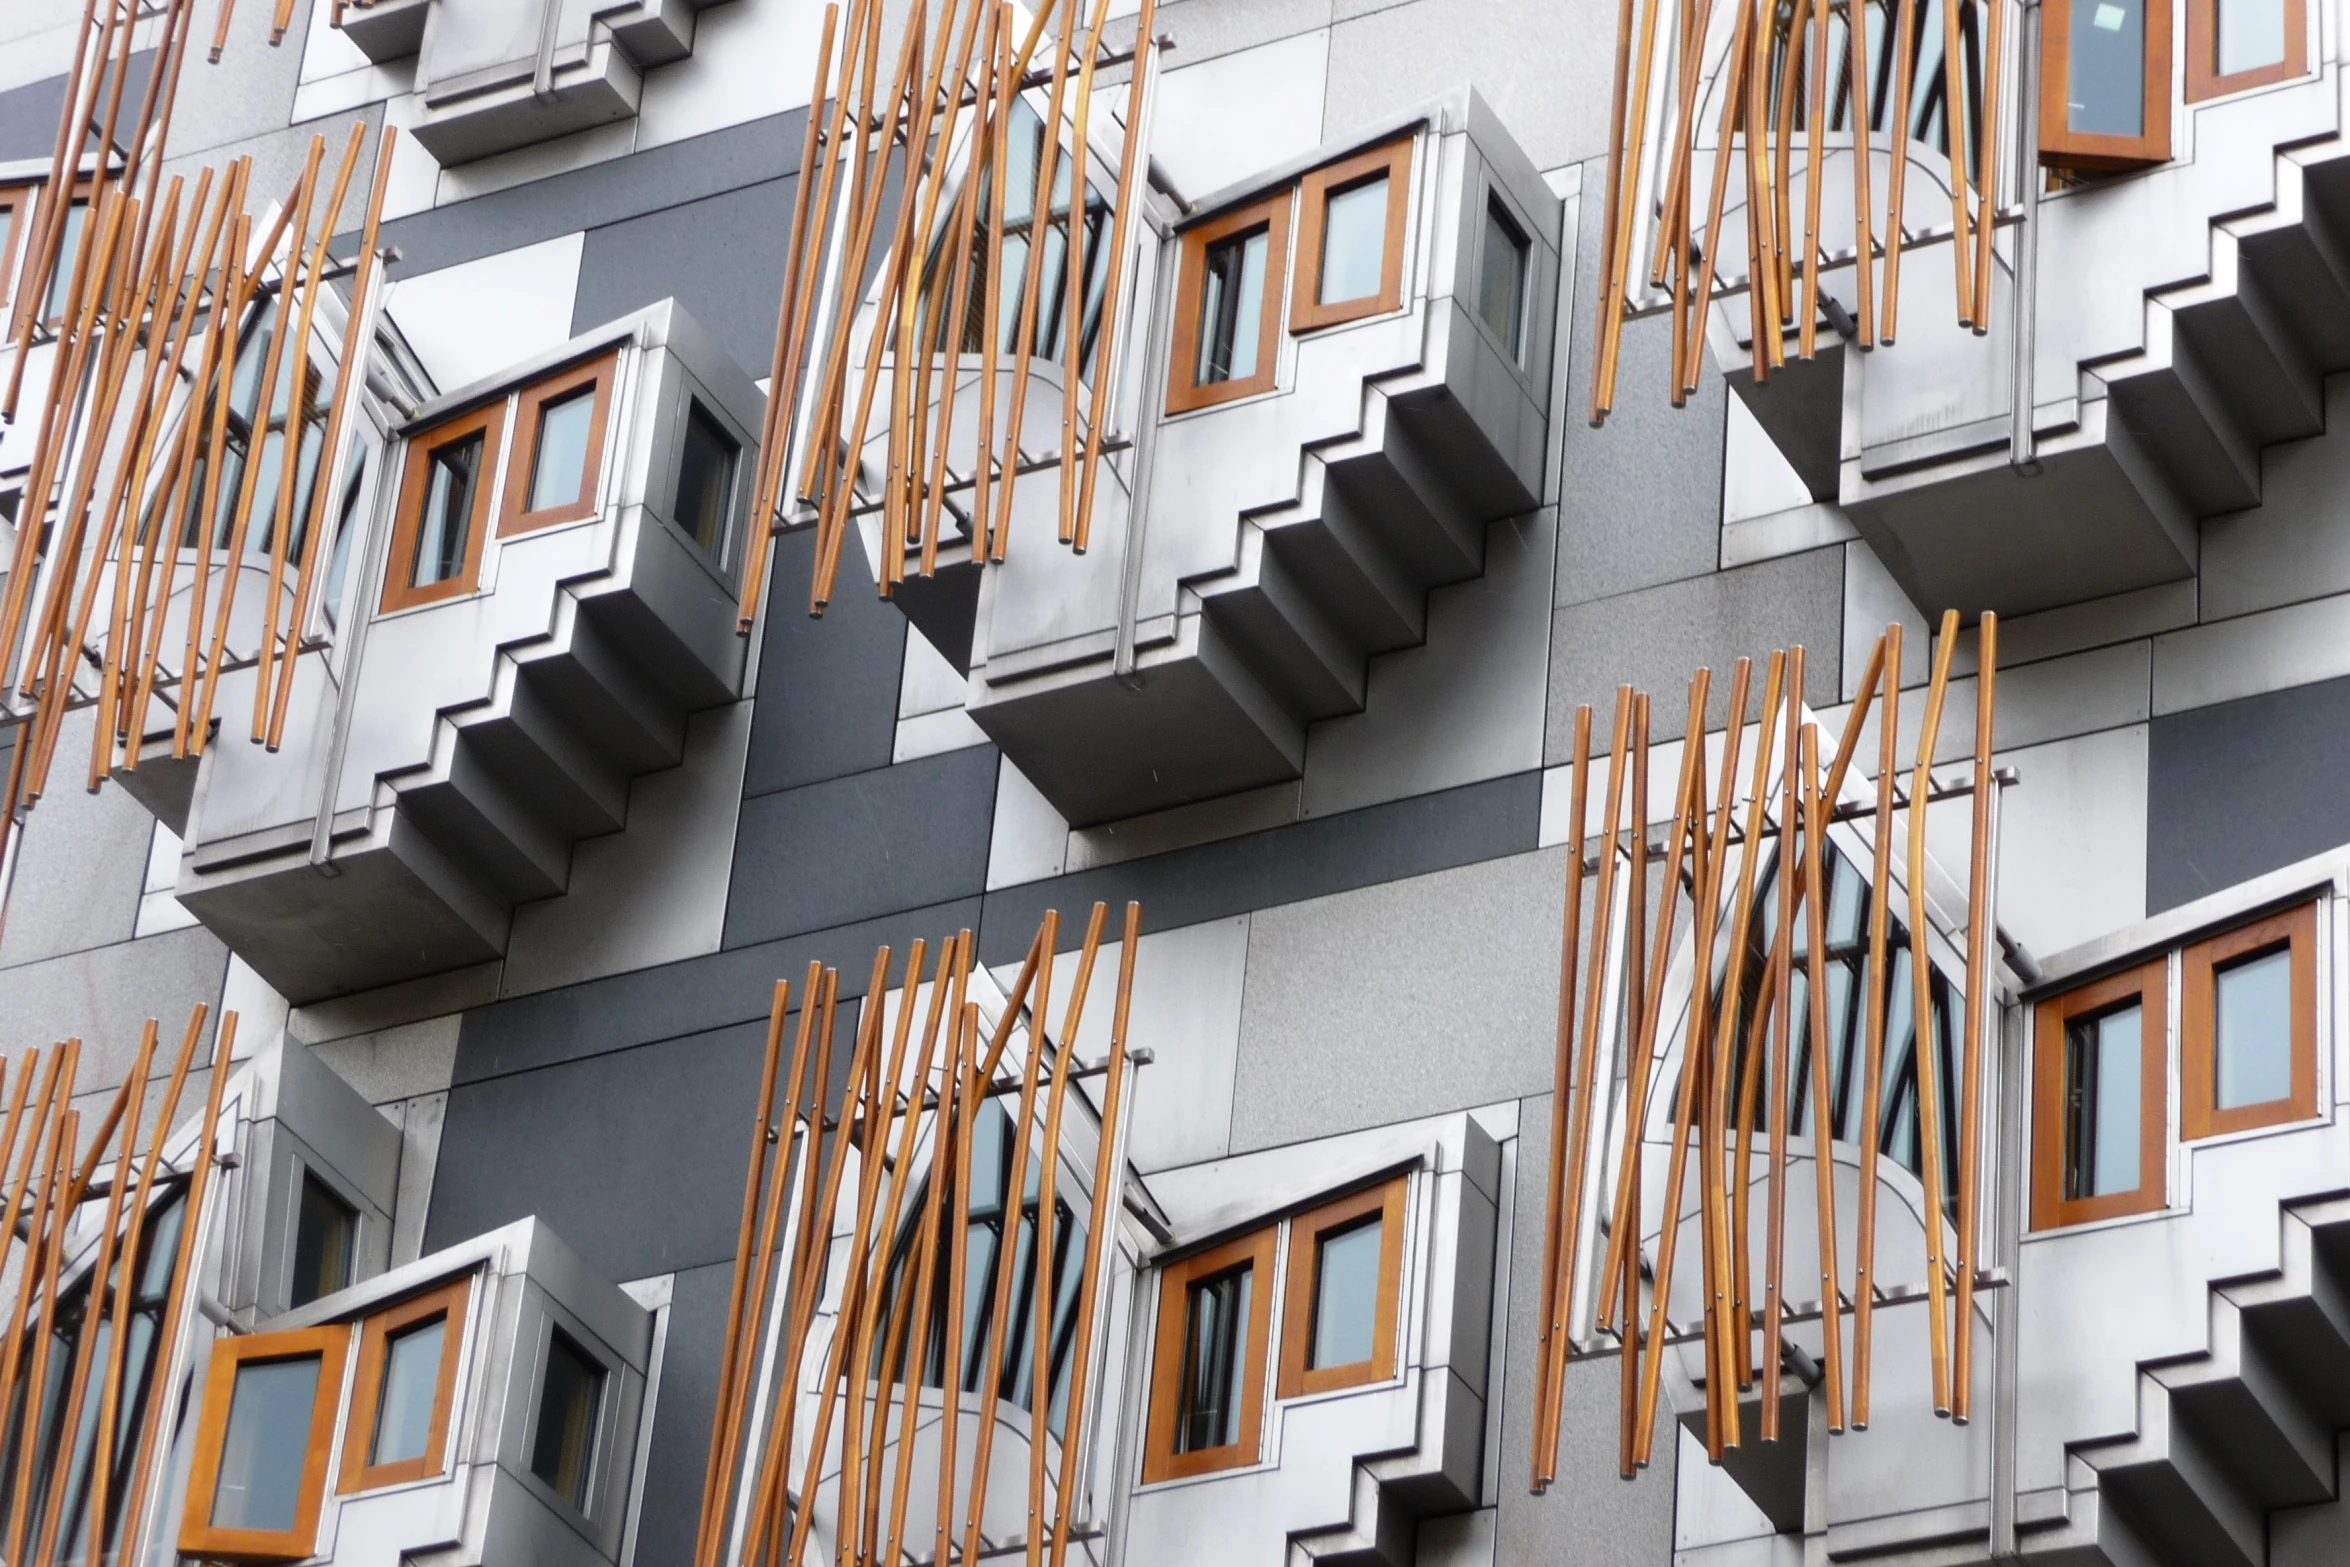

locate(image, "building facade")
(0, 0), (2343, 1562)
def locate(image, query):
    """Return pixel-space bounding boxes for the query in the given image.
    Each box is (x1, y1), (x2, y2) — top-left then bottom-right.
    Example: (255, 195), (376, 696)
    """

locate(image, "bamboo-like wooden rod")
(0, 1044), (67, 1527)
(1848, 0), (1876, 343)
(1799, 721), (1847, 1434)
(936, 995), (982, 1567)
(4, 1104), (79, 1567)
(1851, 625), (1901, 1429)
(1531, 701), (1594, 1493)
(1054, 0), (1112, 547)
(1697, 655), (1753, 1454)
(1613, 688), (1656, 1477)
(1024, 906), (1100, 1565)
(1952, 611), (1998, 1422)
(1759, 644), (1802, 1440)
(1071, 0), (1157, 557)
(1798, 0), (1830, 359)
(1909, 608), (1961, 1416)
(1722, 650), (1784, 1404)
(1944, 0), (1975, 327)
(1588, 0), (1641, 425)
(1881, 0), (1921, 343)
(979, 922), (1047, 1082)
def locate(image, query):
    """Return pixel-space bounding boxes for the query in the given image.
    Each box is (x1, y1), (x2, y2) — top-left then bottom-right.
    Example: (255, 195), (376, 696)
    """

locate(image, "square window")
(1478, 196), (1531, 362)
(2032, 958), (2167, 1230)
(381, 400), (506, 614)
(341, 1277), (471, 1494)
(1143, 1226), (1276, 1481)
(1277, 1175), (1407, 1399)
(2187, 0), (2307, 99)
(2182, 902), (2317, 1141)
(1290, 139), (1412, 336)
(1166, 192), (1291, 415)
(499, 351), (617, 537)
(180, 1325), (350, 1562)
(290, 1171), (356, 1309)
(673, 400), (740, 565)
(531, 1326), (605, 1513)
(2041, 0), (2174, 168)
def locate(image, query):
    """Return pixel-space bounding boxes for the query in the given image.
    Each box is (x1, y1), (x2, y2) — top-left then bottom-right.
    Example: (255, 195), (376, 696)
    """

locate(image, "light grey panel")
(164, 0), (312, 165)
(1229, 847), (1564, 1153)
(2199, 374), (2350, 622)
(0, 713), (150, 969)
(0, 924), (230, 1087)
(1110, 0), (1334, 65)
(1324, 0), (1616, 170)
(162, 103), (387, 227)
(1544, 544), (1845, 756)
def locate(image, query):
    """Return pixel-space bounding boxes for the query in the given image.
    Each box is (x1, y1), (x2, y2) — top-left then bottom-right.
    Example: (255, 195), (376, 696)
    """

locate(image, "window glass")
(0, 205), (14, 296)
(1175, 1265), (1251, 1453)
(2065, 1003), (2143, 1199)
(1196, 228), (1270, 387)
(2069, 0), (2148, 136)
(2214, 945), (2293, 1110)
(410, 432), (483, 589)
(44, 202), (86, 323)
(370, 1316), (447, 1468)
(1479, 198), (1530, 360)
(291, 1173), (355, 1309)
(1317, 177), (1388, 306)
(674, 402), (738, 562)
(531, 1329), (602, 1511)
(1308, 1218), (1382, 1370)
(210, 1355), (321, 1530)
(526, 387), (596, 514)
(322, 447), (368, 627)
(2218, 0), (2288, 75)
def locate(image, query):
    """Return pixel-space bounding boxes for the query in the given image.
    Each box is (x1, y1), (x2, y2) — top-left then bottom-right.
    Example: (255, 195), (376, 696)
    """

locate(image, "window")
(2032, 959), (2168, 1230)
(180, 1325), (351, 1562)
(2182, 902), (2317, 1140)
(530, 1326), (605, 1513)
(2040, 0), (2174, 169)
(380, 400), (505, 613)
(498, 352), (616, 536)
(1291, 140), (1412, 335)
(1166, 192), (1290, 415)
(1478, 196), (1531, 361)
(290, 1171), (357, 1309)
(2188, 0), (2307, 98)
(1143, 1227), (1276, 1482)
(673, 400), (740, 565)
(1277, 1177), (1406, 1399)
(341, 1277), (470, 1494)
(0, 186), (26, 312)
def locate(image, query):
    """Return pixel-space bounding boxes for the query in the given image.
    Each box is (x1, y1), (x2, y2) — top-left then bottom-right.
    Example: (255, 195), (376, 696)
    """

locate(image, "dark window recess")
(320, 446), (368, 627)
(1195, 226), (1271, 387)
(531, 1327), (603, 1511)
(2065, 1002), (2144, 1198)
(410, 431), (484, 589)
(1478, 196), (1529, 360)
(673, 401), (738, 564)
(290, 1172), (357, 1309)
(1176, 1264), (1252, 1454)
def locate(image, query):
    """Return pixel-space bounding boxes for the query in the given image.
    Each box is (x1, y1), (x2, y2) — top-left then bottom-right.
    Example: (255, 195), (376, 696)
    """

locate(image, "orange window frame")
(1165, 191), (1291, 416)
(2040, 0), (2175, 170)
(380, 400), (507, 614)
(2186, 0), (2307, 99)
(339, 1276), (472, 1494)
(2031, 958), (2170, 1231)
(180, 1324), (353, 1564)
(1276, 1175), (1407, 1400)
(1289, 139), (1412, 335)
(1142, 1226), (1277, 1483)
(0, 185), (29, 314)
(498, 351), (618, 537)
(2180, 901), (2318, 1141)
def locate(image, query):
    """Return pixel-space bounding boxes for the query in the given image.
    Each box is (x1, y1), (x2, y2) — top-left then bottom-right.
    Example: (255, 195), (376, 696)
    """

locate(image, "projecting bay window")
(2032, 960), (2168, 1230)
(1277, 1177), (1406, 1399)
(381, 401), (505, 613)
(1166, 194), (1290, 415)
(2187, 0), (2307, 99)
(2181, 902), (2316, 1140)
(498, 352), (616, 536)
(340, 1279), (469, 1493)
(1291, 140), (1410, 334)
(180, 1325), (351, 1562)
(2040, 0), (2174, 169)
(1143, 1229), (1275, 1482)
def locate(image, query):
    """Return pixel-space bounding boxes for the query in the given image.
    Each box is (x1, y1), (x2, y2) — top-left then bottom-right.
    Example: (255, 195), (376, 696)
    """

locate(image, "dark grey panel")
(2147, 674), (2350, 912)
(571, 174), (797, 373)
(370, 108), (808, 278)
(626, 1259), (732, 1567)
(1545, 545), (1844, 757)
(455, 894), (982, 1084)
(1553, 154), (1726, 612)
(741, 531), (906, 798)
(974, 769), (1544, 968)
(723, 744), (999, 949)
(0, 54), (155, 163)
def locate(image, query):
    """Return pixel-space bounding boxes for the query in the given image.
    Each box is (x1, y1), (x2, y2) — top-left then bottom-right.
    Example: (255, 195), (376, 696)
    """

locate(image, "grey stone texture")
(1326, 0), (1617, 170)
(0, 923), (229, 1087)
(2146, 672), (2350, 913)
(0, 712), (151, 970)
(571, 174), (800, 378)
(741, 531), (907, 798)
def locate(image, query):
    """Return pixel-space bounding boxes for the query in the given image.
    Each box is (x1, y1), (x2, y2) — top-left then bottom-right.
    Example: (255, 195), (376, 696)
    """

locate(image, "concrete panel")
(426, 1016), (769, 1280)
(723, 744), (998, 949)
(161, 0), (305, 165)
(628, 1258), (734, 1567)
(311, 1014), (462, 1105)
(1724, 392), (1815, 526)
(2147, 673), (2350, 912)
(1325, 0), (1614, 171)
(0, 924), (229, 1084)
(1545, 546), (1844, 756)
(2201, 374), (2350, 623)
(1229, 848), (1564, 1152)
(160, 103), (387, 230)
(1111, 0), (1333, 70)
(1981, 725), (2149, 962)
(2153, 587), (2350, 717)
(974, 768), (1542, 967)
(1146, 31), (1329, 200)
(986, 756), (1070, 891)
(637, 0), (829, 148)
(1842, 540), (1929, 698)
(570, 174), (800, 377)
(0, 714), (150, 970)
(384, 231), (584, 392)
(742, 531), (906, 797)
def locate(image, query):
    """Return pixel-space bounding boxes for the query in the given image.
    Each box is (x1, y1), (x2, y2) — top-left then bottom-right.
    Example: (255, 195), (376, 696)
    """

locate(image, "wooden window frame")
(1142, 1225), (1277, 1483)
(2186, 0), (2307, 99)
(497, 351), (618, 537)
(1289, 139), (1412, 336)
(2040, 0), (2175, 170)
(1276, 1175), (1407, 1400)
(2180, 901), (2318, 1141)
(2031, 958), (2170, 1231)
(1164, 192), (1292, 416)
(379, 400), (507, 614)
(180, 1324), (353, 1564)
(0, 185), (30, 314)
(339, 1277), (472, 1495)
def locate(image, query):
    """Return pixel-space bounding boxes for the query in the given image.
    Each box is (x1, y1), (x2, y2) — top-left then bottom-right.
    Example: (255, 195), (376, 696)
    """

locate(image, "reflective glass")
(1478, 198), (1529, 358)
(370, 1316), (447, 1467)
(210, 1355), (320, 1530)
(1196, 228), (1270, 386)
(1176, 1265), (1251, 1453)
(44, 203), (86, 323)
(1318, 176), (1389, 306)
(527, 388), (596, 514)
(1309, 1218), (1382, 1370)
(2215, 946), (2292, 1110)
(2218, 0), (2288, 76)
(410, 433), (482, 588)
(674, 402), (737, 561)
(530, 1329), (602, 1511)
(2068, 0), (2147, 137)
(2066, 1003), (2142, 1198)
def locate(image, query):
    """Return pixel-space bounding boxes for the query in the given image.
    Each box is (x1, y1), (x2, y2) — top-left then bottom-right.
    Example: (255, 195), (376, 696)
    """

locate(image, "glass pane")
(2068, 0), (2147, 137)
(2215, 946), (2293, 1110)
(1478, 198), (1528, 358)
(1176, 1264), (1252, 1453)
(674, 402), (738, 562)
(370, 1316), (447, 1468)
(2067, 1003), (2142, 1198)
(1309, 1217), (1383, 1370)
(210, 1355), (321, 1531)
(527, 387), (597, 514)
(0, 209), (14, 300)
(2218, 0), (2288, 76)
(1195, 228), (1270, 387)
(44, 203), (86, 322)
(410, 432), (483, 589)
(291, 1174), (355, 1309)
(530, 1329), (602, 1511)
(1318, 176), (1389, 306)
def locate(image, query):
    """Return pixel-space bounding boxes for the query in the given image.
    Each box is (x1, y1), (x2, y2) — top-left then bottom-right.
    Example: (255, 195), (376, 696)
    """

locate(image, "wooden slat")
(1953, 611), (1998, 1421)
(1759, 644), (1802, 1437)
(1851, 624), (1902, 1429)
(1799, 720), (1847, 1433)
(1530, 701), (1594, 1492)
(1909, 608), (1962, 1415)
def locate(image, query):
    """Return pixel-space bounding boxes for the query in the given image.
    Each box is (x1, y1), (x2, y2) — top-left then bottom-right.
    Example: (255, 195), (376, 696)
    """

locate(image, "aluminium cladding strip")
(731, 0), (1160, 635)
(697, 903), (1142, 1567)
(1526, 615), (2002, 1486)
(1588, 0), (2019, 421)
